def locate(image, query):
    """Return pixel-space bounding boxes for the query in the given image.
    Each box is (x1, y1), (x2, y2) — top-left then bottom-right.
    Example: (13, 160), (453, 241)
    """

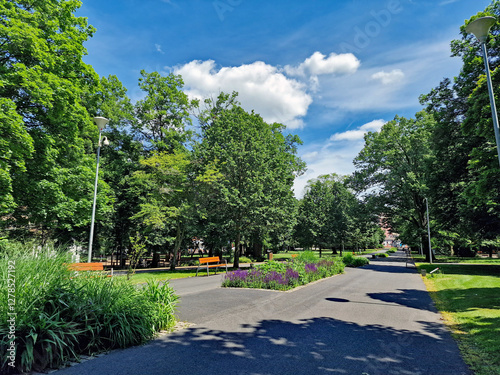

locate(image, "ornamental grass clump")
(222, 258), (344, 291)
(0, 245), (179, 374)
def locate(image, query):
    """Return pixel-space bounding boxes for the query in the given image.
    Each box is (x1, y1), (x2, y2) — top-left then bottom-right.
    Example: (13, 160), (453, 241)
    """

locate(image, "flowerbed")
(222, 255), (345, 291)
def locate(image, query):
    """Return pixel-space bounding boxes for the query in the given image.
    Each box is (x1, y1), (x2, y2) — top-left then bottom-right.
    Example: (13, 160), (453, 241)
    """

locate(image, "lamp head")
(93, 116), (109, 132)
(466, 16), (496, 44)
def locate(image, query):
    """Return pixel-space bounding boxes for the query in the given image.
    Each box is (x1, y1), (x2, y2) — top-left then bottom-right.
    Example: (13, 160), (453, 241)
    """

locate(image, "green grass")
(128, 269), (199, 284)
(413, 255), (500, 264)
(418, 263), (500, 375)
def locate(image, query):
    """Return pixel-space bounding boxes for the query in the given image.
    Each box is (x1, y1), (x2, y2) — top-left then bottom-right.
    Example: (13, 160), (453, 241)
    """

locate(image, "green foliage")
(295, 250), (317, 263)
(0, 245), (178, 373)
(195, 93), (305, 267)
(353, 111), (436, 261)
(377, 253), (389, 258)
(342, 253), (370, 267)
(127, 232), (148, 279)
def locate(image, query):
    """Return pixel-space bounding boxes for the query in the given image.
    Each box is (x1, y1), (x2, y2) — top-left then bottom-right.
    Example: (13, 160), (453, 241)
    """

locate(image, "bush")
(342, 253), (370, 267)
(378, 253), (389, 258)
(0, 246), (178, 374)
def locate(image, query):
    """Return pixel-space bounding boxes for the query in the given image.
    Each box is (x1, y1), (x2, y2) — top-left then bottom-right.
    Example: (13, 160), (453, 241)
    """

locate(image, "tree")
(195, 93), (304, 267)
(133, 70), (196, 152)
(353, 111), (436, 261)
(132, 150), (193, 270)
(420, 3), (500, 252)
(1, 0), (116, 242)
(295, 174), (357, 256)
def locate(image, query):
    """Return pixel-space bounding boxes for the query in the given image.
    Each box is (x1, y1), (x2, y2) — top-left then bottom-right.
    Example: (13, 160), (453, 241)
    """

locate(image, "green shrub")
(342, 253), (370, 267)
(0, 245), (179, 374)
(238, 256), (253, 264)
(378, 253), (389, 258)
(387, 249), (397, 254)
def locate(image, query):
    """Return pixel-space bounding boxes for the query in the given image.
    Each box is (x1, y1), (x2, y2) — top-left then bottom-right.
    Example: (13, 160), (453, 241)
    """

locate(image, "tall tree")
(195, 93), (304, 267)
(421, 2), (500, 251)
(353, 111), (436, 261)
(295, 174), (357, 256)
(1, 0), (114, 242)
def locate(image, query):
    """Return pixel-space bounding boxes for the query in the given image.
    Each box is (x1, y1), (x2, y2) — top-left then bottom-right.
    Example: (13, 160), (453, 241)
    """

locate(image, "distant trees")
(294, 174), (383, 255)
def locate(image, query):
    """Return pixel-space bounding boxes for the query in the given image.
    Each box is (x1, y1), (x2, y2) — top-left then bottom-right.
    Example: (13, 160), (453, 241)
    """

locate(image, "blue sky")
(78, 0), (493, 196)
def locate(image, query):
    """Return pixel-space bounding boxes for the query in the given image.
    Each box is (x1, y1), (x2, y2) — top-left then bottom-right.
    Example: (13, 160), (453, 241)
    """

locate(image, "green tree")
(1, 0), (115, 243)
(353, 111), (436, 261)
(295, 174), (357, 256)
(195, 93), (304, 267)
(421, 2), (500, 252)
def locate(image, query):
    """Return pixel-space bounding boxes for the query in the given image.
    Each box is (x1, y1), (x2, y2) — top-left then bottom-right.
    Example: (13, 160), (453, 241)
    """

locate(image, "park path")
(53, 251), (471, 375)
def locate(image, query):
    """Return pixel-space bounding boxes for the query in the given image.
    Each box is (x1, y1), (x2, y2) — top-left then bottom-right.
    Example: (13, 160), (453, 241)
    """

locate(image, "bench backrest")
(199, 256), (221, 265)
(68, 262), (104, 271)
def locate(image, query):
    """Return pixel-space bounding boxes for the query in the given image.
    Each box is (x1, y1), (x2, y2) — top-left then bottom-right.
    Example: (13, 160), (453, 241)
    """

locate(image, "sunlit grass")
(418, 263), (500, 375)
(413, 255), (500, 264)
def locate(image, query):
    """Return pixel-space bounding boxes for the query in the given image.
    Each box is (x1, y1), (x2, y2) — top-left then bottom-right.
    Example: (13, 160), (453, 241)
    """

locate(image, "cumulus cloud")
(173, 60), (312, 129)
(371, 69), (404, 85)
(285, 51), (360, 77)
(330, 119), (386, 142)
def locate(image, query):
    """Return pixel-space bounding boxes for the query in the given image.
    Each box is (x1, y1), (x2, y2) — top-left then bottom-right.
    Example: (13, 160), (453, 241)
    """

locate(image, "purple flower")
(305, 263), (317, 273)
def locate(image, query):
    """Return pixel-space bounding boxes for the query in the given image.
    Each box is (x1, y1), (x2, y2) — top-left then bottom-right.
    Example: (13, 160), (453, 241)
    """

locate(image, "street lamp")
(88, 116), (109, 263)
(466, 16), (500, 166)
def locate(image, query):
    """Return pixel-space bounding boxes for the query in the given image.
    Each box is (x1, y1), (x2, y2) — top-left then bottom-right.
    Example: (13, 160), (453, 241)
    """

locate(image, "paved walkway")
(53, 251), (471, 375)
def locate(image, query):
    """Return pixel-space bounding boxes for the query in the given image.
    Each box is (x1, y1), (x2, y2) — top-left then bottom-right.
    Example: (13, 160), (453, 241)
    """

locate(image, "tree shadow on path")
(54, 317), (471, 375)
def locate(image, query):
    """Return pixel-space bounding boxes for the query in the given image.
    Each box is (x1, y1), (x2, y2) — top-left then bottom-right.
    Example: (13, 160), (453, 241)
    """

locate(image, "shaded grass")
(418, 263), (500, 375)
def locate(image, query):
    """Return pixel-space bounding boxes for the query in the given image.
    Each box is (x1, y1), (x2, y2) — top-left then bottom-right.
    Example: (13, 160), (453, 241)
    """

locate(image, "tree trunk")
(233, 232), (241, 268)
(170, 221), (185, 271)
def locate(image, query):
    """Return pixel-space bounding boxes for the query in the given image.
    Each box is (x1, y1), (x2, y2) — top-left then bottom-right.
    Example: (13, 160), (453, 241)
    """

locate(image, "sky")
(77, 0), (493, 197)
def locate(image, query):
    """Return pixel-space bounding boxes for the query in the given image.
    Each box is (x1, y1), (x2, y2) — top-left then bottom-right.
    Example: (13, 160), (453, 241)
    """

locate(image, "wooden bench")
(196, 256), (227, 276)
(68, 262), (113, 277)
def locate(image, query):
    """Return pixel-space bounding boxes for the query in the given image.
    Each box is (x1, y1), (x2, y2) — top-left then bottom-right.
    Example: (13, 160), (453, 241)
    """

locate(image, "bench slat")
(69, 262), (104, 271)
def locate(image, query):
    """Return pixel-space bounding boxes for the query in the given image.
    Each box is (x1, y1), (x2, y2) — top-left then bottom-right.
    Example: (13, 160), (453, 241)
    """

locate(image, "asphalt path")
(53, 251), (471, 375)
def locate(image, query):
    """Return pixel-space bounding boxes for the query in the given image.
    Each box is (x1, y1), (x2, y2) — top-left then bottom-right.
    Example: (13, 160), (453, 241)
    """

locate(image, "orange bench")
(68, 262), (113, 277)
(196, 256), (227, 276)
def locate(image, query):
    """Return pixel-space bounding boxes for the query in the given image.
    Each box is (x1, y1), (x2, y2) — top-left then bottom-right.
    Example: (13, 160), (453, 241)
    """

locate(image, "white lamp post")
(88, 116), (109, 262)
(466, 16), (500, 166)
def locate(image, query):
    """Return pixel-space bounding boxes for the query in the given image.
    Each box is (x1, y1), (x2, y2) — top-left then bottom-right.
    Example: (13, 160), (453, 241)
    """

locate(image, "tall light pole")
(425, 197), (432, 264)
(466, 16), (500, 166)
(88, 116), (109, 263)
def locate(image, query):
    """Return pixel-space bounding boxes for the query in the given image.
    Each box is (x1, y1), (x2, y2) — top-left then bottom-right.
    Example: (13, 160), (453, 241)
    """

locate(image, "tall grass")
(0, 244), (179, 373)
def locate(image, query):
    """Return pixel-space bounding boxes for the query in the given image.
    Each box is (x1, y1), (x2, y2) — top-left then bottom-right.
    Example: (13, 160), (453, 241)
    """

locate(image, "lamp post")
(88, 116), (109, 263)
(466, 16), (500, 166)
(424, 197), (432, 264)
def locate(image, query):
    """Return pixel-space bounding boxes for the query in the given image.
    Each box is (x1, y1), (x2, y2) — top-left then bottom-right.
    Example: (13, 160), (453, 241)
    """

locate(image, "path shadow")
(367, 289), (437, 311)
(54, 317), (471, 375)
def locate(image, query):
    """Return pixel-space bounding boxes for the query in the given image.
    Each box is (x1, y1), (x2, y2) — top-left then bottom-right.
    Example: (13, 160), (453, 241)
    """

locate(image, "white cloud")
(330, 119), (385, 141)
(155, 44), (164, 54)
(173, 60), (312, 129)
(294, 119), (385, 198)
(285, 51), (360, 77)
(371, 69), (404, 85)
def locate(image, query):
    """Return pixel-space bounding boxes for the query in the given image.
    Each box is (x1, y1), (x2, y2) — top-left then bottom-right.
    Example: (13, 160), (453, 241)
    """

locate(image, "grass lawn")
(126, 269), (199, 284)
(417, 263), (500, 375)
(413, 255), (500, 264)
